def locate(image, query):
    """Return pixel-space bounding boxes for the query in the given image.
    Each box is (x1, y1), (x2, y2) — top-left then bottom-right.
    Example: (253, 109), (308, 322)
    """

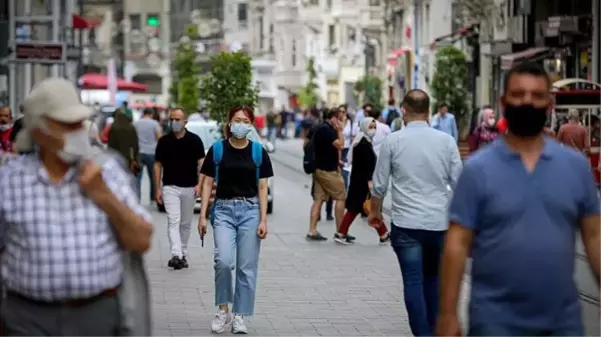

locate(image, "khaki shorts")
(313, 169), (346, 201)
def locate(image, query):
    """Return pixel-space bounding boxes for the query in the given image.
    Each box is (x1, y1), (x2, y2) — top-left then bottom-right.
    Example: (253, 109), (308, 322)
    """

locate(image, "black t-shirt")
(201, 140), (274, 199)
(312, 123), (339, 171)
(155, 130), (206, 187)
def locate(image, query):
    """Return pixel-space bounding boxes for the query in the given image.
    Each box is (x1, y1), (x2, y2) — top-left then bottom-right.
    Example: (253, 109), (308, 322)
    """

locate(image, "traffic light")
(147, 15), (160, 27)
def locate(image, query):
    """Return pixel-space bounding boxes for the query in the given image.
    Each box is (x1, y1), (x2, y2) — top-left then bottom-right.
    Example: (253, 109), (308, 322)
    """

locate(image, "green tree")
(170, 25), (201, 113)
(354, 75), (383, 111)
(199, 51), (259, 125)
(430, 45), (469, 133)
(298, 57), (319, 108)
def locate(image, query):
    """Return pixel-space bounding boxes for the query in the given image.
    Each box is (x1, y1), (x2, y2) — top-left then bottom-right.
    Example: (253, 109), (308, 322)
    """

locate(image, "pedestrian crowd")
(0, 61), (598, 337)
(301, 62), (600, 337)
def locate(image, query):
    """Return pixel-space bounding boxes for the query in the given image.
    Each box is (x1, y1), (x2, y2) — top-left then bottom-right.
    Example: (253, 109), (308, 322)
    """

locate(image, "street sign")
(13, 42), (65, 64)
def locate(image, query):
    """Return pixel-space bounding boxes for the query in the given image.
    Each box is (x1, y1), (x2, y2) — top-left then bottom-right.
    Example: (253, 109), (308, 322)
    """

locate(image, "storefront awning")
(430, 24), (477, 50)
(387, 47), (411, 66)
(72, 14), (102, 30)
(500, 47), (551, 70)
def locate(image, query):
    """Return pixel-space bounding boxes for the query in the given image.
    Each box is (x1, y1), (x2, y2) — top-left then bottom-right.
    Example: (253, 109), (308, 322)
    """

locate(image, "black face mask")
(503, 103), (548, 137)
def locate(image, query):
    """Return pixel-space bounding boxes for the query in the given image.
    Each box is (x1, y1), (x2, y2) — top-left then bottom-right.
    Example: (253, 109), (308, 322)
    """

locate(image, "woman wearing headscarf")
(468, 106), (499, 153)
(334, 117), (390, 245)
(108, 109), (140, 175)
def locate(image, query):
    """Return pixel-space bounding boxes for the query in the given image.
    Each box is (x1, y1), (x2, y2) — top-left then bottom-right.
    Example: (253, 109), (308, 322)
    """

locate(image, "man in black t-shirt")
(154, 108), (206, 270)
(307, 108), (346, 241)
(306, 123), (333, 222)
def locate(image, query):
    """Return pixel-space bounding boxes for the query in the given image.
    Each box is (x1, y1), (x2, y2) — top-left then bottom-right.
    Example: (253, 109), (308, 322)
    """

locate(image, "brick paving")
(144, 157), (470, 336)
(144, 141), (598, 336)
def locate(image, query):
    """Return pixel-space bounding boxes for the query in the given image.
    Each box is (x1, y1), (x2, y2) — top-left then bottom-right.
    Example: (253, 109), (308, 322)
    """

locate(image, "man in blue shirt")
(437, 62), (601, 336)
(370, 89), (462, 336)
(431, 103), (458, 141)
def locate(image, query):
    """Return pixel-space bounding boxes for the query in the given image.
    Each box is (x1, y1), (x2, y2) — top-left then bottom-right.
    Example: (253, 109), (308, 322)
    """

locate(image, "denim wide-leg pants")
(212, 197), (261, 316)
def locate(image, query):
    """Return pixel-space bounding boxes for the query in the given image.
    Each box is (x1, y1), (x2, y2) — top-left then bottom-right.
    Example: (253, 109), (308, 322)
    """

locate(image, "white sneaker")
(211, 310), (232, 333)
(231, 315), (248, 334)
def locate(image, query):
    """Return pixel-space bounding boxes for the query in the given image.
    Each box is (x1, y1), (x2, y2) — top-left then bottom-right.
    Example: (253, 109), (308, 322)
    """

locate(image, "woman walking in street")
(198, 107), (274, 334)
(334, 117), (390, 245)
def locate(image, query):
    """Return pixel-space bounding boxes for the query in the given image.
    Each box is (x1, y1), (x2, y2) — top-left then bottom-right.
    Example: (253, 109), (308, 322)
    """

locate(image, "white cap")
(16, 77), (92, 152)
(23, 77), (92, 123)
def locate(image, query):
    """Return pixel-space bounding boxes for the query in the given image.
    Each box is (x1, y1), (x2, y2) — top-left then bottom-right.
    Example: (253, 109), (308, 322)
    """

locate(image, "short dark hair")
(325, 107), (340, 120)
(402, 89), (430, 114)
(481, 104), (493, 110)
(388, 99), (395, 105)
(143, 107), (154, 115)
(368, 109), (380, 119)
(437, 102), (448, 111)
(503, 62), (551, 93)
(363, 103), (373, 110)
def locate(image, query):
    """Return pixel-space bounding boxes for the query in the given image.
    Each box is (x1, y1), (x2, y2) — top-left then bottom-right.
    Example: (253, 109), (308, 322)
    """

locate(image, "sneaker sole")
(211, 326), (226, 334)
(334, 238), (351, 245)
(232, 329), (248, 334)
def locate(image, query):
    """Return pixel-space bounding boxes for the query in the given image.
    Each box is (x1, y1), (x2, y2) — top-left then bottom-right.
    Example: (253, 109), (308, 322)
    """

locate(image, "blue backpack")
(209, 140), (263, 223)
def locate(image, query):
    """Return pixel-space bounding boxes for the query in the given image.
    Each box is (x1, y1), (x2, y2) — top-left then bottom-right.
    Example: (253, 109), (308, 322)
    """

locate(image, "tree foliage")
(354, 75), (384, 111)
(298, 57), (319, 108)
(170, 25), (201, 114)
(431, 45), (469, 132)
(199, 51), (259, 125)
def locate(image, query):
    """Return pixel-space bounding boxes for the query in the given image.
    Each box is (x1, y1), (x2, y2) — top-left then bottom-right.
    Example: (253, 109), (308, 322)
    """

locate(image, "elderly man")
(0, 78), (153, 336)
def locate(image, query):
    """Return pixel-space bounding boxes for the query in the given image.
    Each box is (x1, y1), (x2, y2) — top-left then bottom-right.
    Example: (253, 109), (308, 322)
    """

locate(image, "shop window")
(259, 16), (264, 50)
(238, 3), (248, 29)
(451, 2), (461, 32)
(292, 40), (297, 67)
(129, 14), (141, 31)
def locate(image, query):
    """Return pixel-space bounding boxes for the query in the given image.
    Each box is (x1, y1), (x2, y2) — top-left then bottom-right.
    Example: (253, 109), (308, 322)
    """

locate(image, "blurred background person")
(108, 109), (140, 177)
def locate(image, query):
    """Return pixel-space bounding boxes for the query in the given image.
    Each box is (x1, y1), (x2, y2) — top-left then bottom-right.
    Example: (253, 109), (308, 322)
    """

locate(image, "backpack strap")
(212, 140), (224, 184)
(250, 141), (263, 183)
(209, 140), (225, 225)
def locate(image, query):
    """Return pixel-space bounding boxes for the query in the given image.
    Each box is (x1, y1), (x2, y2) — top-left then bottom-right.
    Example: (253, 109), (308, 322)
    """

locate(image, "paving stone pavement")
(143, 157), (470, 336)
(143, 142), (598, 336)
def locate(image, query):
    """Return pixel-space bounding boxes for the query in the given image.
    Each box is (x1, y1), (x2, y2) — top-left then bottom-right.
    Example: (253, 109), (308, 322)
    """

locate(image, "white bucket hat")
(16, 77), (92, 152)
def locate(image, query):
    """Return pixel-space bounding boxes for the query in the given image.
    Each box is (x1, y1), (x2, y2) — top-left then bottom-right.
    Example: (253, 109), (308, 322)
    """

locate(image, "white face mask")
(0, 124), (11, 132)
(487, 118), (496, 126)
(365, 129), (376, 138)
(57, 128), (92, 164)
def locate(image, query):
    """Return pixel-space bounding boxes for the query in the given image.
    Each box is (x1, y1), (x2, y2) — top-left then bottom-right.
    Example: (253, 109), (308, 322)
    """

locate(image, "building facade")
(233, 0), (277, 113)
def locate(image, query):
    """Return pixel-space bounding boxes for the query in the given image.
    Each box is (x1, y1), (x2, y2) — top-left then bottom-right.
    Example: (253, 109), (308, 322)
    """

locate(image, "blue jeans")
(213, 197), (261, 316)
(469, 324), (584, 336)
(341, 148), (350, 189)
(390, 225), (446, 336)
(136, 153), (156, 202)
(267, 126), (277, 145)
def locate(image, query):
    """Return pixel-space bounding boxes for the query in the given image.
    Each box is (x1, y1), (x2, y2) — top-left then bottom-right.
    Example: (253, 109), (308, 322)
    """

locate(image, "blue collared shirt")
(449, 137), (600, 330)
(372, 121), (462, 231)
(431, 113), (458, 141)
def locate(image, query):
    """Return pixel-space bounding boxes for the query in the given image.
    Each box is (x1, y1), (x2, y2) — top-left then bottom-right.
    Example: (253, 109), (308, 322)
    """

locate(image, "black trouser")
(311, 179), (333, 217)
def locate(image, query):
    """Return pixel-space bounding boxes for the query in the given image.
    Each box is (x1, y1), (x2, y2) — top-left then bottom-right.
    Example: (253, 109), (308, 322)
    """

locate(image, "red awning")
(79, 73), (148, 92)
(72, 14), (101, 30)
(387, 47), (411, 66)
(430, 24), (477, 50)
(500, 47), (550, 70)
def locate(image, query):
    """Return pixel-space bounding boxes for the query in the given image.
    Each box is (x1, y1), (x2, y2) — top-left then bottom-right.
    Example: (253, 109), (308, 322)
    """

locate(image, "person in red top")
(0, 107), (13, 152)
